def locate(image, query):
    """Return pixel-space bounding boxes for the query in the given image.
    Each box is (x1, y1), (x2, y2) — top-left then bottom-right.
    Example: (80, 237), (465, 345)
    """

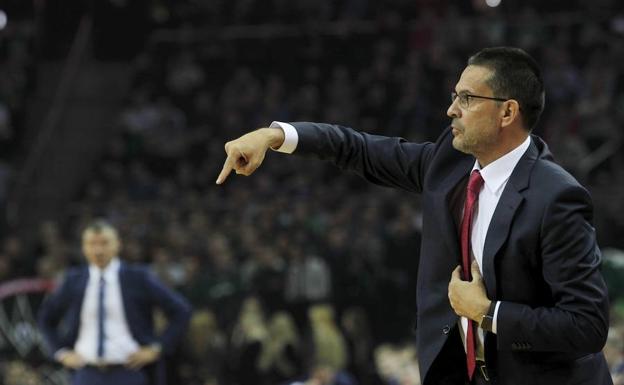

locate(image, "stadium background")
(0, 0), (624, 384)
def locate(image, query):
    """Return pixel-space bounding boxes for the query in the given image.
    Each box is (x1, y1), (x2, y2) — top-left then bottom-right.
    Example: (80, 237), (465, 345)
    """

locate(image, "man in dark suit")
(38, 220), (192, 385)
(215, 47), (612, 385)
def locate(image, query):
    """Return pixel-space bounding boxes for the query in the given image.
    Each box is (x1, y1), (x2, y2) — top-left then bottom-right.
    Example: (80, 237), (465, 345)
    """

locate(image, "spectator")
(179, 309), (227, 385)
(308, 304), (349, 372)
(230, 296), (269, 385)
(258, 311), (303, 384)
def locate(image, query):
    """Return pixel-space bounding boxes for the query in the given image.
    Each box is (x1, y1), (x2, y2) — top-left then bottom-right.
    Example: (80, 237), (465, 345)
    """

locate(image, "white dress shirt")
(271, 121), (531, 350)
(462, 135), (531, 355)
(73, 258), (140, 364)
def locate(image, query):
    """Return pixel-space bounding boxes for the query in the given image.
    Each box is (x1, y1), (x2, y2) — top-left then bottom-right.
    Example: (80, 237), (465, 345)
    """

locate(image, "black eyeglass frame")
(451, 91), (509, 109)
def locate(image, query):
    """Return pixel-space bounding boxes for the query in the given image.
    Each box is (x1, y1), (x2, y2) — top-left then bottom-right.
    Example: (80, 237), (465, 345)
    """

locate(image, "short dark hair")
(82, 219), (118, 237)
(467, 47), (545, 131)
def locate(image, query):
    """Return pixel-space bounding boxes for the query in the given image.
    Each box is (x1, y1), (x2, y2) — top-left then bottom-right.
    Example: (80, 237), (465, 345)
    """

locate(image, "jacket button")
(442, 325), (450, 334)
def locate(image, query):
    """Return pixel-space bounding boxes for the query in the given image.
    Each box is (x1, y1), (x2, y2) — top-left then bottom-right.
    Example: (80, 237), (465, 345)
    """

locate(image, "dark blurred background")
(1, 0), (624, 384)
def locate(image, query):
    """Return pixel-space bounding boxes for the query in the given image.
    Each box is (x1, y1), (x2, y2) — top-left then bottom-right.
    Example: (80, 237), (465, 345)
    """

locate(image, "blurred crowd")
(2, 1), (624, 384)
(0, 16), (36, 221)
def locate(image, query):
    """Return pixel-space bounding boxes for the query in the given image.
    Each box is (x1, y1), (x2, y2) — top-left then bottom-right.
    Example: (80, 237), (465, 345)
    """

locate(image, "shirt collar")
(472, 136), (531, 195)
(89, 257), (120, 281)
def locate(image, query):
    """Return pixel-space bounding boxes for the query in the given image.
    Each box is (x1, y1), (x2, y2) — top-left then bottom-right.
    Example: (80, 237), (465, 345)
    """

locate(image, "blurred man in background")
(38, 220), (192, 385)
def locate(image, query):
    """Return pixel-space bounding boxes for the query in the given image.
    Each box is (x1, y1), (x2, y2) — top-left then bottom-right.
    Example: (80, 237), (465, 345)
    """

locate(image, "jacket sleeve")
(496, 184), (609, 353)
(291, 122), (436, 194)
(144, 271), (192, 355)
(38, 276), (72, 355)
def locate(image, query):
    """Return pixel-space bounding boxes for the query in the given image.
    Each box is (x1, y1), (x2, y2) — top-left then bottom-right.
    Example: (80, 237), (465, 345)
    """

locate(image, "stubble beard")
(452, 131), (477, 155)
(452, 124), (498, 159)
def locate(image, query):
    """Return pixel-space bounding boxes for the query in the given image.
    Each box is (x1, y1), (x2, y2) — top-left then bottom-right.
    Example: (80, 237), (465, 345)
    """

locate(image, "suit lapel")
(118, 262), (145, 344)
(69, 268), (89, 339)
(72, 268), (89, 311)
(481, 139), (538, 299)
(76, 267), (89, 296)
(481, 188), (522, 299)
(118, 262), (134, 328)
(433, 156), (475, 263)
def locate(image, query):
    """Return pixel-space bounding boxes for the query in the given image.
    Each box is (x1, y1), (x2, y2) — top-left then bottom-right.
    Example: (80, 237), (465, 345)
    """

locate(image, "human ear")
(500, 100), (520, 128)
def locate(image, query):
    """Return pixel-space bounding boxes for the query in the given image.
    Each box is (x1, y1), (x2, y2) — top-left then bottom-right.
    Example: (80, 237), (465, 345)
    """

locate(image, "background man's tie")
(97, 275), (106, 359)
(460, 169), (484, 380)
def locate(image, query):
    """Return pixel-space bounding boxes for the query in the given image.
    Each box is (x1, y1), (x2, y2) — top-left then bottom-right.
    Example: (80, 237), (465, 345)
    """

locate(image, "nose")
(92, 243), (106, 254)
(447, 99), (461, 119)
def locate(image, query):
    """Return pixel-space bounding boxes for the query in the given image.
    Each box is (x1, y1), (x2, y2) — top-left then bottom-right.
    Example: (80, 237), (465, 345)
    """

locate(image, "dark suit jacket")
(290, 122), (611, 385)
(38, 262), (192, 385)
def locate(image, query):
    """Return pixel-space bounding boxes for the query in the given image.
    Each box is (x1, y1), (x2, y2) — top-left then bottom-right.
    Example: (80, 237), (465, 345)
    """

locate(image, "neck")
(476, 132), (528, 168)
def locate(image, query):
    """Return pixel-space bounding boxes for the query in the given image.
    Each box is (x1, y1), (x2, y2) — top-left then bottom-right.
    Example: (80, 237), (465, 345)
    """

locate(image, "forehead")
(83, 228), (118, 242)
(455, 65), (494, 94)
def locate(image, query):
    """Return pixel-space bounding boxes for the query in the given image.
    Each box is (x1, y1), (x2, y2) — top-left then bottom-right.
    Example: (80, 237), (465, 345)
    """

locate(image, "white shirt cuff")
(492, 301), (501, 334)
(270, 121), (298, 154)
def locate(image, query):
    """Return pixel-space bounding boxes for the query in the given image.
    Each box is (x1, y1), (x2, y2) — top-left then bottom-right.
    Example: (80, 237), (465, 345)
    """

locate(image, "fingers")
(449, 263), (488, 320)
(217, 129), (274, 184)
(62, 353), (85, 369)
(125, 353), (144, 370)
(216, 154), (236, 185)
(75, 361), (86, 369)
(126, 348), (159, 370)
(216, 141), (262, 184)
(451, 262), (482, 282)
(232, 151), (256, 176)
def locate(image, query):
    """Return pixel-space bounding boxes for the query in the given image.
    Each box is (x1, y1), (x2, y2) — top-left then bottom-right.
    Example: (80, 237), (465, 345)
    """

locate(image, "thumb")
(471, 260), (482, 281)
(451, 265), (461, 280)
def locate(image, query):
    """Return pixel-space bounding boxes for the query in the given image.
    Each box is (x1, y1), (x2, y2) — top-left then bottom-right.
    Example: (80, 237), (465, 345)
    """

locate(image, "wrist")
(482, 300), (492, 317)
(261, 128), (285, 150)
(478, 301), (496, 332)
(471, 299), (491, 322)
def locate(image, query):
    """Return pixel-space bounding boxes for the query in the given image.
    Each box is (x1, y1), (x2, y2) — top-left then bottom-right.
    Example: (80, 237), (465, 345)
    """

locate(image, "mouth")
(452, 126), (460, 135)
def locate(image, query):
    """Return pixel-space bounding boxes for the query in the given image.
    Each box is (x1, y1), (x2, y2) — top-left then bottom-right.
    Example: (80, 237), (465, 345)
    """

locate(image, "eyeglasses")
(451, 91), (508, 109)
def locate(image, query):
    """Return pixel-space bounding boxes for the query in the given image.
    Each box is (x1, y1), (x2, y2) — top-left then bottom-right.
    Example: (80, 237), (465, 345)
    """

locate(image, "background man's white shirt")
(74, 258), (140, 363)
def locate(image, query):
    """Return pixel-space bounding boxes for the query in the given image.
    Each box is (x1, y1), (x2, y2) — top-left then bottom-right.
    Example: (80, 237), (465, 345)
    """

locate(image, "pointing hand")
(216, 128), (285, 184)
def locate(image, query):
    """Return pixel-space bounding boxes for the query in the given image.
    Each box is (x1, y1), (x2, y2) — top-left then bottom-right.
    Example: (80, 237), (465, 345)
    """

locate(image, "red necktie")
(460, 170), (484, 380)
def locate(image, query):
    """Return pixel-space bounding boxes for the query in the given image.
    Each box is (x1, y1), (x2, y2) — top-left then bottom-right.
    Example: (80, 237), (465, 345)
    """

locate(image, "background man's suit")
(287, 122), (611, 385)
(39, 261), (192, 385)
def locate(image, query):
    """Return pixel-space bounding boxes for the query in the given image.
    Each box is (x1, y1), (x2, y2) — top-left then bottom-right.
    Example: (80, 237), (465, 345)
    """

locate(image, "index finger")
(216, 155), (236, 185)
